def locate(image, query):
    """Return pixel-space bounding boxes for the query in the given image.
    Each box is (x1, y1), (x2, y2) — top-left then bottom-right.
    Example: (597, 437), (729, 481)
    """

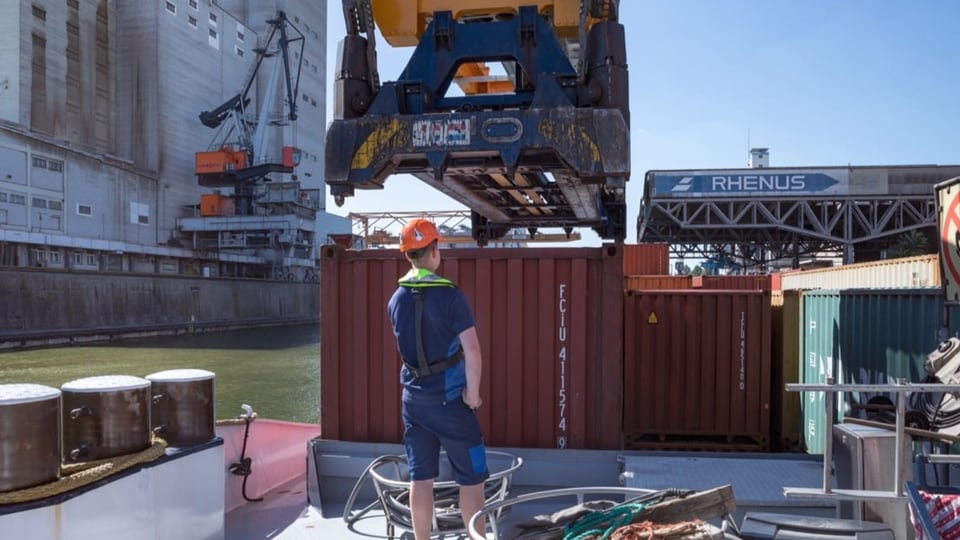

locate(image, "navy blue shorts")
(401, 397), (489, 486)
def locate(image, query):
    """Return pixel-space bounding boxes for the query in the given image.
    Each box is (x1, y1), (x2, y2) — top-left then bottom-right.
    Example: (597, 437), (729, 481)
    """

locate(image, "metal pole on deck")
(895, 379), (906, 497)
(823, 376), (834, 493)
(942, 300), (952, 343)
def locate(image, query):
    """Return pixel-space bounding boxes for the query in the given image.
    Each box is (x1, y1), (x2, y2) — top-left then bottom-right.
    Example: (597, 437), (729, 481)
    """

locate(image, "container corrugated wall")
(623, 290), (772, 451)
(692, 275), (777, 291)
(771, 290), (802, 451)
(622, 244), (670, 275)
(624, 275), (693, 290)
(780, 255), (940, 290)
(800, 288), (950, 454)
(319, 245), (624, 450)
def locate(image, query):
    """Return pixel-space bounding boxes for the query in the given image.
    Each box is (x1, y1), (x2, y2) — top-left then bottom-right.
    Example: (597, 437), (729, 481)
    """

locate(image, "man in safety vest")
(387, 218), (489, 539)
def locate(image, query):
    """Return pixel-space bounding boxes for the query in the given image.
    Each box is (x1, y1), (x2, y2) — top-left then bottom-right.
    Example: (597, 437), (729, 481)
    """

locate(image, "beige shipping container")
(779, 254), (940, 290)
(770, 290), (802, 452)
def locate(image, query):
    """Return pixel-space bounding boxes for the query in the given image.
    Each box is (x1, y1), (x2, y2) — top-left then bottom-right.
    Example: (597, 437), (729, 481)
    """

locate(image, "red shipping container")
(623, 290), (772, 451)
(622, 244), (670, 275)
(692, 275), (776, 291)
(625, 275), (693, 290)
(319, 245), (625, 450)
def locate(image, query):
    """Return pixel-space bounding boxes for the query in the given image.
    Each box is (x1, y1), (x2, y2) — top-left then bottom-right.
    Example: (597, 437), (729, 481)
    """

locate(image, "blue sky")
(323, 1), (960, 245)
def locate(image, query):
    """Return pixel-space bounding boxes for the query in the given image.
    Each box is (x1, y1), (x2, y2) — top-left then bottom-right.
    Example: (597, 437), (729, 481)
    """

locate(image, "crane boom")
(326, 1), (629, 244)
(195, 11), (305, 188)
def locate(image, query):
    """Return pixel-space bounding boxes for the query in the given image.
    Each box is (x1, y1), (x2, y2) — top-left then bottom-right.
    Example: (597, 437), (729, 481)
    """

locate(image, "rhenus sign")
(653, 171), (844, 197)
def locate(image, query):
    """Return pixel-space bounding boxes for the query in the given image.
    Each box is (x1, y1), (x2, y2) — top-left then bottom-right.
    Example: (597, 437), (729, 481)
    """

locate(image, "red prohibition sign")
(943, 191), (960, 287)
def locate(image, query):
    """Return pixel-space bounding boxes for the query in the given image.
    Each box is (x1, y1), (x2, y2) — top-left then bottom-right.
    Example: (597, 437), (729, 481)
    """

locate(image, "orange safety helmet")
(399, 218), (442, 253)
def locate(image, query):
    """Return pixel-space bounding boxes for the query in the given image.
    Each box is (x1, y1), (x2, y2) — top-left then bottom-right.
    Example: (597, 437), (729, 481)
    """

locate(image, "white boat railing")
(784, 380), (960, 502)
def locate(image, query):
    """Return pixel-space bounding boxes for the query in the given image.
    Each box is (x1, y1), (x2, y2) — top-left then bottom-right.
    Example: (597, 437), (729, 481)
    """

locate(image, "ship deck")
(225, 439), (835, 539)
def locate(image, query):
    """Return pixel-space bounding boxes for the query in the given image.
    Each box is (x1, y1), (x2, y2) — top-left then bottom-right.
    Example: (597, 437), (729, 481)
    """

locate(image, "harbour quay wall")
(0, 268), (318, 349)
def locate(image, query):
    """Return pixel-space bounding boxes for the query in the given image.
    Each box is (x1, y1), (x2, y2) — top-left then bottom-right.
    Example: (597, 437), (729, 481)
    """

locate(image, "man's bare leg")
(459, 482), (486, 537)
(410, 478), (435, 540)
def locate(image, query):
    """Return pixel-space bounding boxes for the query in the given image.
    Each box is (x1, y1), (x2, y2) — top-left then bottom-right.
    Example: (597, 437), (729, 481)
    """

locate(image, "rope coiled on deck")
(0, 437), (168, 505)
(563, 502), (647, 540)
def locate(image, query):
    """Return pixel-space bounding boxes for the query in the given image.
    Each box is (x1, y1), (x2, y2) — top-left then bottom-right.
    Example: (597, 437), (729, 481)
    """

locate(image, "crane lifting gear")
(196, 11), (304, 190)
(326, 1), (630, 243)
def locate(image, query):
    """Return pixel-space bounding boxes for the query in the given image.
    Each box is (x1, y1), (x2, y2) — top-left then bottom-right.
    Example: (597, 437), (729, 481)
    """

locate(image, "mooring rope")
(0, 437), (168, 505)
(563, 502), (648, 540)
(1, 412), (259, 506)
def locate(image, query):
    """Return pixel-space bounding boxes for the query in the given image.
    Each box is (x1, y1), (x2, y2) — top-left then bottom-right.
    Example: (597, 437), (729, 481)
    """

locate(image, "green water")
(0, 324), (321, 424)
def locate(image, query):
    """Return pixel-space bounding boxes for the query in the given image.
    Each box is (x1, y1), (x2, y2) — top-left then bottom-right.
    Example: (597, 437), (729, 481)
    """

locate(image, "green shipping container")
(800, 288), (954, 454)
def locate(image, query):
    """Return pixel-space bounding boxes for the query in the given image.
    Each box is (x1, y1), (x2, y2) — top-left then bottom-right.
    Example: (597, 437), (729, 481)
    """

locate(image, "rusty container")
(320, 245), (625, 449)
(623, 290), (772, 451)
(622, 243), (670, 275)
(624, 275), (693, 290)
(692, 275), (776, 291)
(0, 384), (61, 492)
(146, 369), (216, 446)
(61, 375), (152, 462)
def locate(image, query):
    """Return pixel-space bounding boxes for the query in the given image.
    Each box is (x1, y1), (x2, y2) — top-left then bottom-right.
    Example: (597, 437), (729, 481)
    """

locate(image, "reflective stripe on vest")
(398, 268), (455, 288)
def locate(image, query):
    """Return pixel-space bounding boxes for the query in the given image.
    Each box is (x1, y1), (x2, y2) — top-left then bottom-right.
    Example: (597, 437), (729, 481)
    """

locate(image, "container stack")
(319, 242), (948, 455)
(779, 255), (951, 454)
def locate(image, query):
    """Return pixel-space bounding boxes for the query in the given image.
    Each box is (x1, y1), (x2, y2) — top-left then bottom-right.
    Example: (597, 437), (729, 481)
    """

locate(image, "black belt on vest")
(407, 287), (463, 379)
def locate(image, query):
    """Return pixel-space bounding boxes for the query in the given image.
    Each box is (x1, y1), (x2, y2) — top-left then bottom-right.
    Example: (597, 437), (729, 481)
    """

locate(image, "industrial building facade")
(639, 152), (960, 269)
(0, 0), (346, 277)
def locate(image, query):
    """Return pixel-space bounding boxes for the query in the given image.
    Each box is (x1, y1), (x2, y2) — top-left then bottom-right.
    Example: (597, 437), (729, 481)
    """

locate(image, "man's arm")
(459, 326), (483, 409)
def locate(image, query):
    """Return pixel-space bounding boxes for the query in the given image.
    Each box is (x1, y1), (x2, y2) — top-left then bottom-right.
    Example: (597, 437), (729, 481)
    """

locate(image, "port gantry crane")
(325, 1), (629, 245)
(182, 12), (319, 281)
(195, 11), (305, 214)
